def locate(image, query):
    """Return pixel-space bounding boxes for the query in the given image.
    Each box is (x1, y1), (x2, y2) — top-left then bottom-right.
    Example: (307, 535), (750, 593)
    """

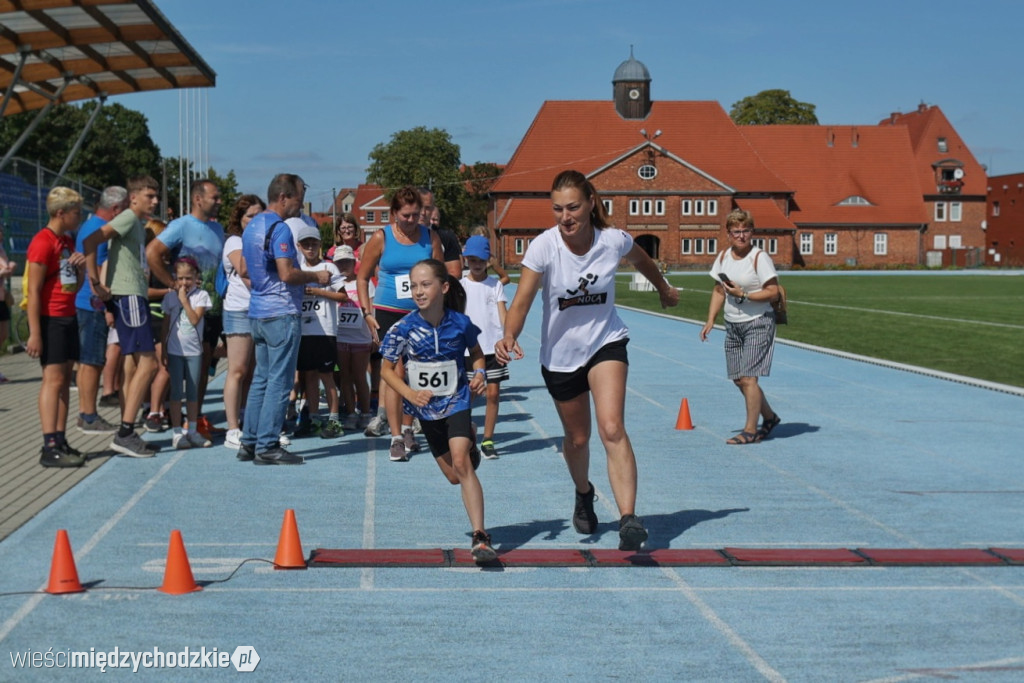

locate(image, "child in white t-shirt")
(295, 225), (347, 438)
(332, 245), (374, 431)
(161, 257), (212, 449)
(460, 235), (517, 459)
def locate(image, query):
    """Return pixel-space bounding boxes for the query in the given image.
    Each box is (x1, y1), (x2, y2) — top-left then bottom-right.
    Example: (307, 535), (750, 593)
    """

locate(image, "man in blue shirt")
(75, 186), (127, 434)
(237, 173), (329, 465)
(146, 178), (225, 434)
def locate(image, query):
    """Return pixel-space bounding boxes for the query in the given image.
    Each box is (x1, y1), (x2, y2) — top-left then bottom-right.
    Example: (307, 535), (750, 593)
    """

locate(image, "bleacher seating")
(0, 171), (47, 255)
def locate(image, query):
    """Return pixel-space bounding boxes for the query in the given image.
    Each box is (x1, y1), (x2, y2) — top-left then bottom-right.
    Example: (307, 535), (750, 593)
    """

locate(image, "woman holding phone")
(700, 209), (781, 445)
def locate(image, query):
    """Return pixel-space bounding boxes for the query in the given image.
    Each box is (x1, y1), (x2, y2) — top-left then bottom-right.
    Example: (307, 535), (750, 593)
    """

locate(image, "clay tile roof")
(494, 198), (554, 231)
(492, 100), (790, 195)
(739, 125), (928, 226)
(879, 105), (987, 196)
(353, 184), (386, 211)
(733, 198), (797, 230)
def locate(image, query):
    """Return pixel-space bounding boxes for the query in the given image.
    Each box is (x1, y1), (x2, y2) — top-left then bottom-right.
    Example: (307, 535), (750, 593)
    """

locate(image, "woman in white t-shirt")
(495, 170), (678, 552)
(700, 209), (781, 445)
(221, 194), (264, 448)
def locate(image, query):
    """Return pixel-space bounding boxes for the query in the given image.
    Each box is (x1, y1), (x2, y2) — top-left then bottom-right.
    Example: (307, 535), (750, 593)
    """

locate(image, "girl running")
(378, 259), (496, 563)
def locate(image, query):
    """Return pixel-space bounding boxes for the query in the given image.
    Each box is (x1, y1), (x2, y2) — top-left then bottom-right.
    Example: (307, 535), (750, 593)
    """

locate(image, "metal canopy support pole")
(0, 46), (31, 119)
(0, 77), (71, 173)
(57, 94), (107, 180)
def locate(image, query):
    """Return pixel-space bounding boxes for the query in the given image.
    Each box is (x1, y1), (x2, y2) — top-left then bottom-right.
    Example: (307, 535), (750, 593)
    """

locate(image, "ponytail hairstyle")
(551, 169), (609, 229)
(412, 258), (466, 313)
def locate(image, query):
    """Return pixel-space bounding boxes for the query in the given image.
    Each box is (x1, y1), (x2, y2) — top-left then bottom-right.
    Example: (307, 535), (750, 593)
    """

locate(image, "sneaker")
(320, 419), (344, 439)
(358, 413), (374, 431)
(411, 417), (422, 434)
(402, 428), (420, 454)
(292, 420), (318, 438)
(342, 412), (359, 431)
(572, 482), (598, 534)
(254, 447), (304, 466)
(40, 444), (85, 468)
(111, 432), (157, 458)
(278, 432), (292, 446)
(143, 413), (165, 433)
(471, 530), (497, 564)
(480, 440), (499, 460)
(195, 416), (224, 438)
(389, 438), (408, 462)
(224, 428), (242, 449)
(618, 514), (649, 551)
(186, 430), (212, 448)
(98, 392), (120, 408)
(57, 441), (83, 458)
(172, 429), (191, 450)
(77, 414), (118, 435)
(236, 442), (255, 462)
(363, 415), (386, 437)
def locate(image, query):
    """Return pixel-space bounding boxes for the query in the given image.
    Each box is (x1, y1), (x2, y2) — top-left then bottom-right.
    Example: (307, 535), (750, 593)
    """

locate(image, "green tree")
(0, 102), (161, 187)
(459, 162), (503, 230)
(730, 89), (819, 125)
(160, 158), (239, 225)
(366, 126), (466, 228)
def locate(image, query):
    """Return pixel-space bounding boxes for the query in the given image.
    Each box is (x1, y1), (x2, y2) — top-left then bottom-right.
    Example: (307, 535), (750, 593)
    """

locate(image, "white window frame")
(949, 235), (962, 248)
(638, 164), (657, 180)
(800, 233), (813, 255)
(381, 210), (389, 223)
(602, 199), (613, 216)
(515, 238), (526, 255)
(681, 238), (691, 255)
(873, 232), (888, 256)
(993, 202), (1000, 217)
(654, 199), (665, 216)
(707, 199), (718, 216)
(937, 137), (948, 153)
(694, 239), (705, 255)
(935, 202), (947, 222)
(949, 201), (962, 222)
(768, 238), (777, 255)
(933, 234), (947, 249)
(694, 199), (705, 216)
(629, 199), (640, 216)
(365, 210), (375, 223)
(707, 238), (717, 254)
(681, 200), (692, 216)
(824, 233), (838, 255)
(752, 238), (766, 250)
(641, 199), (652, 216)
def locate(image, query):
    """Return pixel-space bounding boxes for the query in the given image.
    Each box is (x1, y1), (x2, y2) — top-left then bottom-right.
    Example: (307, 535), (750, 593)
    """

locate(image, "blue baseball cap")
(463, 235), (490, 260)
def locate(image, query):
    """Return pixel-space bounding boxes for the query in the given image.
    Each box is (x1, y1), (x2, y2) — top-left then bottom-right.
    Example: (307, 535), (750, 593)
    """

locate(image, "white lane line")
(0, 452), (185, 644)
(861, 656), (1024, 683)
(360, 444), (378, 590)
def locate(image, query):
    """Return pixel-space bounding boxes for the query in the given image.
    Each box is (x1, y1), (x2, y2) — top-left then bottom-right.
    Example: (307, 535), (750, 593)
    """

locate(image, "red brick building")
(986, 173), (1024, 266)
(488, 54), (987, 269)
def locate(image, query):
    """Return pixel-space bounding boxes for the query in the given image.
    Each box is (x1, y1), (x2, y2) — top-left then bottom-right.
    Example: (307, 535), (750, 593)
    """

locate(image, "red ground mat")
(306, 547), (1023, 568)
(723, 548), (867, 565)
(856, 548), (1005, 565)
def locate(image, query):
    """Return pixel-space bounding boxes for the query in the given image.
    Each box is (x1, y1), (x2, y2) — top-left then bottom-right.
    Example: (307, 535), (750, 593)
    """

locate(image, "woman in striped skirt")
(700, 209), (782, 444)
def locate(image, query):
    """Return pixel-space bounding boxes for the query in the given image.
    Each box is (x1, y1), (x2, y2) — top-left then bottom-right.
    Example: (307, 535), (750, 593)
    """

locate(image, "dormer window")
(838, 195), (871, 206)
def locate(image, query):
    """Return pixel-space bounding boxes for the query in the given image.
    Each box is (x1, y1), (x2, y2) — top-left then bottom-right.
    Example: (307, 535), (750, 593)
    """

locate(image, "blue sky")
(115, 0), (1022, 212)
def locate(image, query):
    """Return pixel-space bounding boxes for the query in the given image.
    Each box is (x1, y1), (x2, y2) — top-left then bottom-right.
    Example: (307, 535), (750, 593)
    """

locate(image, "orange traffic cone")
(274, 509), (306, 570)
(675, 398), (694, 430)
(46, 529), (84, 594)
(158, 530), (201, 594)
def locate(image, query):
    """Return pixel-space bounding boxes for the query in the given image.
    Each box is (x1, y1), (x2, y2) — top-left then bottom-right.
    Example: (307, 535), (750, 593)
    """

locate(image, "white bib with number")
(336, 308), (363, 329)
(394, 273), (412, 299)
(406, 359), (458, 396)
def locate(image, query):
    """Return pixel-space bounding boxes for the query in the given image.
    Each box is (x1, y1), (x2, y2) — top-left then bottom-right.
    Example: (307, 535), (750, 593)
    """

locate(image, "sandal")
(757, 414), (781, 441)
(726, 431), (759, 445)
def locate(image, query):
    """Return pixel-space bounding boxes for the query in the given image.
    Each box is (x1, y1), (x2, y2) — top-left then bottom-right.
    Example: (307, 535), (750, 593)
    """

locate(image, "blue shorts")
(76, 308), (109, 367)
(113, 295), (155, 355)
(222, 309), (252, 336)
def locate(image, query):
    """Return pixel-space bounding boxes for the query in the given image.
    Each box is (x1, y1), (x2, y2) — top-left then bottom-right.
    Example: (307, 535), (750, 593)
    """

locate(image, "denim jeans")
(243, 314), (300, 453)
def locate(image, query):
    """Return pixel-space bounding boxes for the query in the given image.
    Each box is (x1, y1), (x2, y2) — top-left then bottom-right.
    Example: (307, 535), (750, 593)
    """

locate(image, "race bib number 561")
(406, 359), (458, 396)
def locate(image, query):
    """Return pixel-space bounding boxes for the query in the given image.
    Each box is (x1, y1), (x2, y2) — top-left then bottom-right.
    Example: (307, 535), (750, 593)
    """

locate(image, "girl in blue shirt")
(379, 259), (496, 563)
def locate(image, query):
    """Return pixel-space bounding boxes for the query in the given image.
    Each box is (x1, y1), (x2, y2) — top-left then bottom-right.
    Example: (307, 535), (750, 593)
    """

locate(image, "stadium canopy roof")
(0, 0), (216, 117)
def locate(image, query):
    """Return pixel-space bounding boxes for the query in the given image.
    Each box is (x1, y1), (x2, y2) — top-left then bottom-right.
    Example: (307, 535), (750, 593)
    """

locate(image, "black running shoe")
(573, 482), (598, 534)
(40, 445), (85, 468)
(254, 447), (304, 466)
(471, 530), (497, 564)
(236, 442), (256, 462)
(618, 514), (648, 551)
